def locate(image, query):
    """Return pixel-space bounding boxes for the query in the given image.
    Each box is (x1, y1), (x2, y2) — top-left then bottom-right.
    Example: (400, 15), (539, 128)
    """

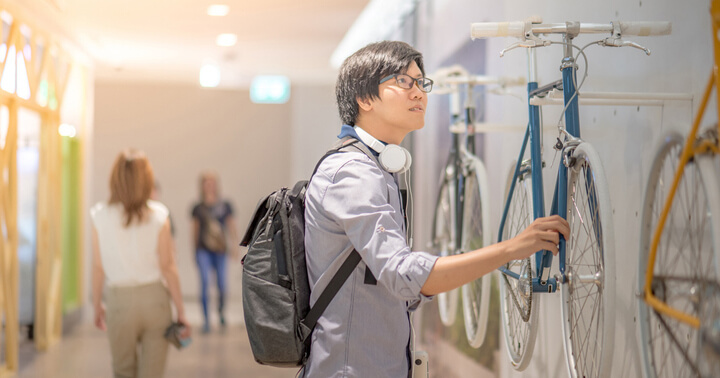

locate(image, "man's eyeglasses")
(379, 74), (433, 93)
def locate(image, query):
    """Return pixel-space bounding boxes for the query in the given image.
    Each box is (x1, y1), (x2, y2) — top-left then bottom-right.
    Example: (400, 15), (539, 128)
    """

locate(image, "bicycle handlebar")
(434, 74), (526, 87)
(432, 76), (526, 95)
(617, 21), (672, 36)
(470, 20), (671, 39)
(470, 21), (526, 39)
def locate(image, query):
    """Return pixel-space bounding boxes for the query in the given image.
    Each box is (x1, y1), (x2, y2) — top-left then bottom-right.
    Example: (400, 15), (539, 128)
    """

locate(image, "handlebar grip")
(618, 21), (672, 36)
(471, 21), (525, 39)
(498, 76), (527, 87)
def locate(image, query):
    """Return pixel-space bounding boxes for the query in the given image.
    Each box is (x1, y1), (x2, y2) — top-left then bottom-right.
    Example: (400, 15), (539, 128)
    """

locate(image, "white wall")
(91, 81), (341, 308)
(290, 85), (342, 183)
(92, 83), (293, 302)
(409, 1), (711, 377)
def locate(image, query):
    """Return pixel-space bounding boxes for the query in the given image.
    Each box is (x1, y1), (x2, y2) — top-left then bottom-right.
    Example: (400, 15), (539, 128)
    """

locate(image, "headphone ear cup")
(393, 147), (412, 174)
(378, 144), (408, 173)
(401, 147), (412, 173)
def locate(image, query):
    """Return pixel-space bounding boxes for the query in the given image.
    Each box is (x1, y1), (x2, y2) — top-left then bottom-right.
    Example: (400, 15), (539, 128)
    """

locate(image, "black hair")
(335, 41), (425, 126)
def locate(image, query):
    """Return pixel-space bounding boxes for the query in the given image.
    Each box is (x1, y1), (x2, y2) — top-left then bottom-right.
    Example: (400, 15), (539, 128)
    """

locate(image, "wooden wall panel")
(0, 6), (88, 374)
(0, 100), (19, 378)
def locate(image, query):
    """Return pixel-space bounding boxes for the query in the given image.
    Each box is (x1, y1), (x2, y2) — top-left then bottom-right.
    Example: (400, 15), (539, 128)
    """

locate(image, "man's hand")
(507, 215), (570, 260)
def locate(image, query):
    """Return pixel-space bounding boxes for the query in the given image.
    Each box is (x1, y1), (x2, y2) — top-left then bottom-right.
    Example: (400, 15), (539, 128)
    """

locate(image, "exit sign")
(250, 75), (291, 104)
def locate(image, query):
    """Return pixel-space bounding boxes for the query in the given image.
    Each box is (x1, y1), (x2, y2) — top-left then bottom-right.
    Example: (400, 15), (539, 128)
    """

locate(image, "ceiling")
(16, 0), (370, 87)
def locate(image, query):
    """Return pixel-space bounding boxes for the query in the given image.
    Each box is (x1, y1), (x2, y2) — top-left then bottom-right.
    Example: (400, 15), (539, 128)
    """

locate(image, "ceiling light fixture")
(199, 64), (221, 88)
(207, 5), (230, 17)
(216, 33), (237, 47)
(58, 124), (77, 138)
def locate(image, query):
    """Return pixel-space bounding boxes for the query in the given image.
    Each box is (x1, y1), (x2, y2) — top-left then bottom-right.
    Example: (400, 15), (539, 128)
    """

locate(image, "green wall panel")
(61, 136), (81, 312)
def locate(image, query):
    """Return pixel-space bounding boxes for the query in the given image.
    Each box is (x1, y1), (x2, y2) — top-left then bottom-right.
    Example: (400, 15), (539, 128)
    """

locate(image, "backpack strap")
(346, 139), (382, 170)
(310, 136), (358, 177)
(301, 249), (361, 331)
(299, 137), (373, 333)
(301, 136), (384, 332)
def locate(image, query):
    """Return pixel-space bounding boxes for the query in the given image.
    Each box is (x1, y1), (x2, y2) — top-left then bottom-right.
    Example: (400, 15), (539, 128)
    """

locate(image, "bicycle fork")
(451, 132), (466, 254)
(496, 82), (559, 294)
(451, 89), (480, 254)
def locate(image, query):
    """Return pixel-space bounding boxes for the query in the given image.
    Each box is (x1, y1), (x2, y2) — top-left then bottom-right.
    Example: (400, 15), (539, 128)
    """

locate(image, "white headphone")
(354, 126), (412, 174)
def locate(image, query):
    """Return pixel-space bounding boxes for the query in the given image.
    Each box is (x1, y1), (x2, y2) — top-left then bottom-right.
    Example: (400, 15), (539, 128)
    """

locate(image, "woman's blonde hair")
(199, 170), (219, 202)
(109, 149), (154, 227)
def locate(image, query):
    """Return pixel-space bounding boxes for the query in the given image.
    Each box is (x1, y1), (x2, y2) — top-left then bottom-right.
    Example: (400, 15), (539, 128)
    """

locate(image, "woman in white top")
(92, 149), (190, 378)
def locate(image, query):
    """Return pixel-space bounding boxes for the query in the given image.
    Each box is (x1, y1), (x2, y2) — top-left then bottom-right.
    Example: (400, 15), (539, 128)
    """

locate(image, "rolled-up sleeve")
(319, 156), (438, 302)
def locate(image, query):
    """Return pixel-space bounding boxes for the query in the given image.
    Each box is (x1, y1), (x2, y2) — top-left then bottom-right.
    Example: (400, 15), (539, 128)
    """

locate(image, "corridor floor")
(16, 300), (296, 378)
(14, 300), (495, 377)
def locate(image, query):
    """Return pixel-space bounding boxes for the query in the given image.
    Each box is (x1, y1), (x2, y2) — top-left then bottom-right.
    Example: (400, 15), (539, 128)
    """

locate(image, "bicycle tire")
(637, 133), (720, 378)
(431, 175), (460, 327)
(460, 153), (493, 348)
(561, 142), (616, 378)
(499, 161), (539, 371)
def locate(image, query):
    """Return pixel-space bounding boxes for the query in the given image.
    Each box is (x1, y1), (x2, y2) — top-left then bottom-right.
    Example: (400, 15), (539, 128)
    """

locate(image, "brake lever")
(500, 38), (551, 57)
(623, 40), (651, 55)
(600, 21), (651, 55)
(600, 38), (651, 55)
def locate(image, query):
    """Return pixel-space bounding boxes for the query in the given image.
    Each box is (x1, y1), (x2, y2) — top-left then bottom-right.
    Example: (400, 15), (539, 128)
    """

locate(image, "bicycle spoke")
(656, 310), (702, 377)
(570, 278), (601, 372)
(500, 166), (538, 369)
(563, 147), (614, 378)
(432, 180), (459, 326)
(641, 139), (720, 378)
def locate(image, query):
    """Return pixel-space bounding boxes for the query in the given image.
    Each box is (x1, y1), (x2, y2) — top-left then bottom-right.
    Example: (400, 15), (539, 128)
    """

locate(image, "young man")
(303, 41), (569, 377)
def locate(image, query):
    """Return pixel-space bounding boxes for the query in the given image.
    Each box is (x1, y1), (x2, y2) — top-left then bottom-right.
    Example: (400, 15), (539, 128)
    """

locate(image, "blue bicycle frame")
(497, 35), (583, 294)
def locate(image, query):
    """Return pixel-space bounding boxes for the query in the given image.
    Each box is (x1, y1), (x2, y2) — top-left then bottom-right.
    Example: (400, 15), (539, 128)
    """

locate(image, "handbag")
(200, 206), (227, 253)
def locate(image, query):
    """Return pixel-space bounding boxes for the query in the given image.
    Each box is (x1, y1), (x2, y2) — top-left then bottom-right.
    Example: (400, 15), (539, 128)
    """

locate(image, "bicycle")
(429, 65), (523, 348)
(471, 18), (671, 377)
(638, 2), (720, 377)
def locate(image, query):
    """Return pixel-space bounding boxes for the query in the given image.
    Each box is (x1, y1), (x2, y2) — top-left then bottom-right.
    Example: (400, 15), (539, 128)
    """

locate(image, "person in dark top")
(191, 171), (239, 333)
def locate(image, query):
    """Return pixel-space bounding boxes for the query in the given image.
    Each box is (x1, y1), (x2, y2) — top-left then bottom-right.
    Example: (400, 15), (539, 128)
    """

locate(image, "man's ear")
(356, 96), (373, 112)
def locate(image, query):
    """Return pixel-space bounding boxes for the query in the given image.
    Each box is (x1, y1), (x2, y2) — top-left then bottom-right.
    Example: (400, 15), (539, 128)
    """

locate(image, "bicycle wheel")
(460, 154), (493, 348)
(499, 162), (539, 371)
(638, 133), (720, 378)
(561, 142), (616, 378)
(431, 175), (459, 326)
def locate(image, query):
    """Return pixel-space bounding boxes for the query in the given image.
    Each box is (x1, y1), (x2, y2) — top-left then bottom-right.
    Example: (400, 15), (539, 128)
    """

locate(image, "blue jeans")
(195, 249), (227, 326)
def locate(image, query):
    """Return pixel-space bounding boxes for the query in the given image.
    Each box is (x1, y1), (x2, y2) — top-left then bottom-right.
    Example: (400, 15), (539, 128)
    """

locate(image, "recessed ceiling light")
(207, 5), (229, 17)
(199, 64), (221, 87)
(216, 33), (237, 47)
(58, 124), (77, 138)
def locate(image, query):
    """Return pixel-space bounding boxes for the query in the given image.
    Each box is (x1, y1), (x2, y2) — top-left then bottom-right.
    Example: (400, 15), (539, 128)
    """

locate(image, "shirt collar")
(338, 124), (385, 156)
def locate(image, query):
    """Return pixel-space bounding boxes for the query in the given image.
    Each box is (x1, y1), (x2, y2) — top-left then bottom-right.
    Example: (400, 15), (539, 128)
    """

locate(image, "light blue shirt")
(303, 137), (438, 377)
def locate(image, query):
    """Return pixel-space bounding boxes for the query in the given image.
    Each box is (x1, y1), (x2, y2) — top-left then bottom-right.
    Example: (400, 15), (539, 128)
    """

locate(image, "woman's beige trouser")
(106, 281), (172, 378)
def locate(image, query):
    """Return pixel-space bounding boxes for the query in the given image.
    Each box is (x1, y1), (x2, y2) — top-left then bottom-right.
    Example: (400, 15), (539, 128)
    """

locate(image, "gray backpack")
(240, 137), (373, 367)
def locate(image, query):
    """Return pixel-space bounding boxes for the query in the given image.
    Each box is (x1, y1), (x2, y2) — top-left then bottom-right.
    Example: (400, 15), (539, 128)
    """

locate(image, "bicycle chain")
(502, 258), (533, 323)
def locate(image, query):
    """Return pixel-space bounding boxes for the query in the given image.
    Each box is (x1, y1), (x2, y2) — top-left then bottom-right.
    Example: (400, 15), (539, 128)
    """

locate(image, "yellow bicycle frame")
(644, 0), (720, 329)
